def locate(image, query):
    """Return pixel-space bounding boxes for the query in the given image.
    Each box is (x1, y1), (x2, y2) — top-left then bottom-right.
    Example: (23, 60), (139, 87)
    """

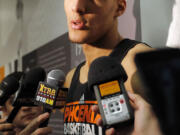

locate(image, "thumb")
(19, 112), (49, 135)
(127, 91), (149, 110)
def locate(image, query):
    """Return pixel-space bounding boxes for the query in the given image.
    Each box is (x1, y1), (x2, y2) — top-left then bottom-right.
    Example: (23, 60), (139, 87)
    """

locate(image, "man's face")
(4, 96), (43, 129)
(64, 0), (121, 44)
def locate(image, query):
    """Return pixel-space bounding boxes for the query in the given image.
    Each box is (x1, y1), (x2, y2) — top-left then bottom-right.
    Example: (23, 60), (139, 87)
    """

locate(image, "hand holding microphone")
(6, 67), (46, 123)
(0, 75), (20, 106)
(0, 73), (21, 134)
(0, 68), (53, 135)
(34, 69), (65, 127)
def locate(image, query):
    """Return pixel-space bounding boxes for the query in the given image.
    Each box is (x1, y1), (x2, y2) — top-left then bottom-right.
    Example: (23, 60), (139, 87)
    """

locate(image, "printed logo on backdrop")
(75, 44), (82, 56)
(70, 43), (85, 69)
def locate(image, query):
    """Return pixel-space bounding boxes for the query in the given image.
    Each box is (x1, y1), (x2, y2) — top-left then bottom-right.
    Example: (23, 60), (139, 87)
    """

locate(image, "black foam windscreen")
(0, 76), (19, 105)
(6, 72), (24, 82)
(13, 67), (46, 106)
(23, 67), (46, 94)
(24, 67), (46, 86)
(0, 72), (24, 105)
(88, 56), (127, 90)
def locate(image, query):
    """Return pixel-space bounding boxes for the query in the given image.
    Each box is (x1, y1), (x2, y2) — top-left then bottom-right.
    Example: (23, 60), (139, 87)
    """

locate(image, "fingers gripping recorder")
(88, 56), (134, 127)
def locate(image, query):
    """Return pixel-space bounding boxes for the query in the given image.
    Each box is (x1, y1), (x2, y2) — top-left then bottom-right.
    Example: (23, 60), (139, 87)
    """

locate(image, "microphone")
(34, 69), (65, 127)
(0, 76), (20, 106)
(88, 56), (134, 127)
(6, 67), (46, 123)
(13, 67), (46, 106)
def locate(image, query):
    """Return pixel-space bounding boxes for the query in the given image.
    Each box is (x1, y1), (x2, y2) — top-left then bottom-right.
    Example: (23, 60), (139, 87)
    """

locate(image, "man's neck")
(82, 34), (123, 67)
(79, 32), (123, 83)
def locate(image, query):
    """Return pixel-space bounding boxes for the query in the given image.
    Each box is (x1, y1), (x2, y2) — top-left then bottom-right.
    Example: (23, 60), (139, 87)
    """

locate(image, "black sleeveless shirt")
(63, 39), (146, 135)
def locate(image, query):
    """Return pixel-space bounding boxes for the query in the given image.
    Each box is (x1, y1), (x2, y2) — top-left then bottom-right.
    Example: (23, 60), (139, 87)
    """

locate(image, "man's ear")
(114, 0), (126, 17)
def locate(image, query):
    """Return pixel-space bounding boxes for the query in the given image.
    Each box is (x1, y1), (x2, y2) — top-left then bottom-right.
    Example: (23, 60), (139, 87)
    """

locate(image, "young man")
(63, 0), (152, 134)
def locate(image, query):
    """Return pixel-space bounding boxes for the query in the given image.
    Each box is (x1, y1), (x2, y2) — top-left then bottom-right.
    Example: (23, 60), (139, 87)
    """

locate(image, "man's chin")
(69, 37), (86, 44)
(70, 39), (83, 44)
(68, 32), (92, 44)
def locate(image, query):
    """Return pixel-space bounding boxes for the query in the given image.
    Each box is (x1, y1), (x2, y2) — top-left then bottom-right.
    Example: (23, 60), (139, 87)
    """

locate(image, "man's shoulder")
(121, 43), (154, 92)
(114, 39), (153, 58)
(128, 43), (154, 57)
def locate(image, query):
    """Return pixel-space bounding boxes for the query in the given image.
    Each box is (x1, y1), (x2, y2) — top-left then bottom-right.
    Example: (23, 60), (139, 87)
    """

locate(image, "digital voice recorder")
(88, 56), (134, 126)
